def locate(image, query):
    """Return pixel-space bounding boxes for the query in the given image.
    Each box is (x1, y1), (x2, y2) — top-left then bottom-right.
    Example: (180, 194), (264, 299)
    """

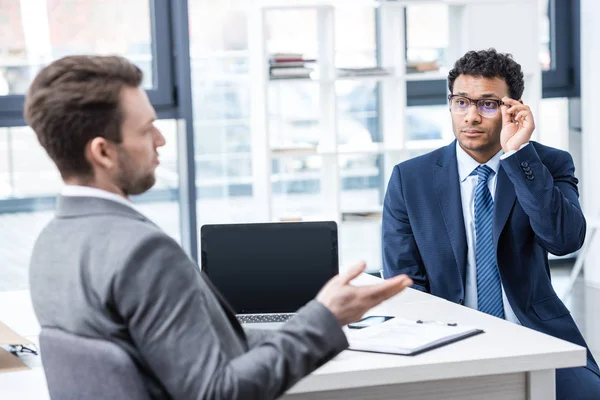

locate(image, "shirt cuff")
(500, 142), (530, 160)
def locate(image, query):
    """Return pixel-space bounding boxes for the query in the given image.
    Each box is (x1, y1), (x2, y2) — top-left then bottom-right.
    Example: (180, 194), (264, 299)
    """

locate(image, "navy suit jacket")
(382, 140), (599, 377)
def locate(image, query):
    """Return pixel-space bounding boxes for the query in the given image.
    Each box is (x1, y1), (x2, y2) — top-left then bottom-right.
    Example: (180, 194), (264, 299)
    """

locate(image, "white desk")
(283, 274), (586, 399)
(0, 275), (587, 400)
(0, 290), (46, 400)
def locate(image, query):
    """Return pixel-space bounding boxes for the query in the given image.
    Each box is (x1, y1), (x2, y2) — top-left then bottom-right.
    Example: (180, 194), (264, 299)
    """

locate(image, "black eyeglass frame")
(447, 94), (506, 116)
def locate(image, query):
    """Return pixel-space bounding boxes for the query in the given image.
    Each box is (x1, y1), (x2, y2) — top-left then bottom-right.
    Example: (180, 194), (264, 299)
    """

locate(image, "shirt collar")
(61, 185), (135, 210)
(455, 141), (503, 182)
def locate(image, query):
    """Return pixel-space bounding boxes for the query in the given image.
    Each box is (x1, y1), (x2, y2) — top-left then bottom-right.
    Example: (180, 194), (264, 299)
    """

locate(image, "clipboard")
(346, 317), (484, 356)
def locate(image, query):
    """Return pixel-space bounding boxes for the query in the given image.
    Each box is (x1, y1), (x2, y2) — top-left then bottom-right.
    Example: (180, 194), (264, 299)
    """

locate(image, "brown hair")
(24, 55), (143, 179)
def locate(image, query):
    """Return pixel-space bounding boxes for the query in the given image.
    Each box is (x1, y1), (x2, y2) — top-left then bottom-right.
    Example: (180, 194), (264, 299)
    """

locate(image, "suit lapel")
(201, 272), (247, 342)
(493, 166), (517, 251)
(434, 142), (468, 287)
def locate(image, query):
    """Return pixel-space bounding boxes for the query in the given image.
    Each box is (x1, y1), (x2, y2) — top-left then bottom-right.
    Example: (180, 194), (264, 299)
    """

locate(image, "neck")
(63, 177), (128, 199)
(459, 143), (501, 164)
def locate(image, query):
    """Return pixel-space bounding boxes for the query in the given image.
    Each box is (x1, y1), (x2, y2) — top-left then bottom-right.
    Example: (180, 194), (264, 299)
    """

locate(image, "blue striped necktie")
(473, 165), (505, 319)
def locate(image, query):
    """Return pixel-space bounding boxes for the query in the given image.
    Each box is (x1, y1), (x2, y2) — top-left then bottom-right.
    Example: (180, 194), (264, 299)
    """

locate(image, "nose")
(463, 103), (482, 124)
(155, 129), (166, 148)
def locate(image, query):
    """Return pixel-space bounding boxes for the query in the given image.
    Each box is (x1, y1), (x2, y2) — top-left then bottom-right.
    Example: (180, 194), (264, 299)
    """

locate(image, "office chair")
(39, 327), (150, 400)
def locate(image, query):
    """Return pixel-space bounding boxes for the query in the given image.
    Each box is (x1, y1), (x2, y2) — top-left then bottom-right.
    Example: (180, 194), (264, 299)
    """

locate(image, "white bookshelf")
(247, 0), (541, 224)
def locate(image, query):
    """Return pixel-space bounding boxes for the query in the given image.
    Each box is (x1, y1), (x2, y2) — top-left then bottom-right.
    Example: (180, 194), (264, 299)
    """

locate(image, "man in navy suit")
(382, 48), (600, 399)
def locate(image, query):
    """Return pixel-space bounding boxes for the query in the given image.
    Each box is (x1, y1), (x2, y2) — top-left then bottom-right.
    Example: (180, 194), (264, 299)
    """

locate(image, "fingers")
(514, 110), (528, 126)
(501, 97), (521, 106)
(502, 98), (532, 126)
(340, 260), (367, 285)
(360, 274), (413, 304)
(500, 104), (511, 126)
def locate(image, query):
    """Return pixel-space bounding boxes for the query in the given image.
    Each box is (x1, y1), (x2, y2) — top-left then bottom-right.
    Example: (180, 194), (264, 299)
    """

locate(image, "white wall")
(581, 0), (600, 286)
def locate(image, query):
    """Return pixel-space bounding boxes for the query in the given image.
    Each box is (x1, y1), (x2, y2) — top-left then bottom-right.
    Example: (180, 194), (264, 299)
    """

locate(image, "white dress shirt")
(61, 185), (136, 211)
(456, 142), (522, 324)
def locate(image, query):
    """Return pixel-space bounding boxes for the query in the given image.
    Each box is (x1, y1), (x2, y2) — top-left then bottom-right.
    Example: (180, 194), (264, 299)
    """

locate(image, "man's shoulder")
(394, 144), (450, 172)
(523, 141), (575, 174)
(530, 141), (572, 161)
(35, 212), (174, 259)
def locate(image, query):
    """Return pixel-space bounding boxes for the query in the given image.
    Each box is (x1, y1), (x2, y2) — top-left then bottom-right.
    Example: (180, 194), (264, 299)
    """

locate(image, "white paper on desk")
(346, 317), (483, 356)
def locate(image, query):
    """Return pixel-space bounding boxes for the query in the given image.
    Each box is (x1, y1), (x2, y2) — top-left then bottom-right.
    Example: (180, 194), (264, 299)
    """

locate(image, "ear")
(518, 98), (524, 104)
(87, 137), (118, 170)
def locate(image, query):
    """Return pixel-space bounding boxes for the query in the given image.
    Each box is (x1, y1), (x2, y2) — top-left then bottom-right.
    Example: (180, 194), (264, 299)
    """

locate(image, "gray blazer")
(29, 196), (348, 399)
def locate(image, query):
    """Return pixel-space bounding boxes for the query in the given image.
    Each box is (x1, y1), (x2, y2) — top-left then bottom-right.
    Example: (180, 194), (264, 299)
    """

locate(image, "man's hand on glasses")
(500, 97), (535, 153)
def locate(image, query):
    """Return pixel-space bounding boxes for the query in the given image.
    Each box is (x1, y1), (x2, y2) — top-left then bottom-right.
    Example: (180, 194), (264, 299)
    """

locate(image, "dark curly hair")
(447, 48), (524, 100)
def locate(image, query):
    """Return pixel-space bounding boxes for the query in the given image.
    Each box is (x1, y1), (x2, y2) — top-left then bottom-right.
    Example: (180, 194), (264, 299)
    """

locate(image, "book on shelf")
(336, 66), (392, 77)
(342, 209), (382, 221)
(270, 52), (305, 62)
(268, 53), (316, 80)
(270, 67), (313, 79)
(406, 60), (440, 73)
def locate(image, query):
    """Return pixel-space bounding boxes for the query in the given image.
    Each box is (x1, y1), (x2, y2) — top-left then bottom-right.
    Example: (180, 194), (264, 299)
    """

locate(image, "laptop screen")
(201, 221), (338, 314)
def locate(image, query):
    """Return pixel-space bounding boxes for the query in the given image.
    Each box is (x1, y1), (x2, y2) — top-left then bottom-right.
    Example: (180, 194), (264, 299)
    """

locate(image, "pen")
(416, 320), (458, 327)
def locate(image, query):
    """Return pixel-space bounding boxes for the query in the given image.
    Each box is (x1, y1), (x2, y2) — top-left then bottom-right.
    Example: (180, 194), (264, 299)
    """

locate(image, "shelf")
(334, 73), (396, 83)
(258, 2), (334, 11)
(341, 207), (383, 222)
(249, 0), (542, 229)
(268, 72), (446, 83)
(404, 71), (448, 81)
(270, 146), (318, 156)
(269, 143), (411, 156)
(269, 77), (323, 84)
(269, 143), (431, 156)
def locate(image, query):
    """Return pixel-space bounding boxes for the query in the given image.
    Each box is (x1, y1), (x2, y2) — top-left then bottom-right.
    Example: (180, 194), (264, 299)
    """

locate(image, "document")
(346, 317), (484, 356)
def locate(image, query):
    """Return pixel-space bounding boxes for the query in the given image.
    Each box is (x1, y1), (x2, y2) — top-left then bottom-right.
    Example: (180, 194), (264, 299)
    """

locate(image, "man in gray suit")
(24, 55), (412, 399)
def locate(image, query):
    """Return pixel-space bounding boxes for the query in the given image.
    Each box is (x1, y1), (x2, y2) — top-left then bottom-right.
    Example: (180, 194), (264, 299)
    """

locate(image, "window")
(0, 0), (191, 292)
(0, 120), (183, 291)
(541, 0), (580, 98)
(0, 0), (176, 123)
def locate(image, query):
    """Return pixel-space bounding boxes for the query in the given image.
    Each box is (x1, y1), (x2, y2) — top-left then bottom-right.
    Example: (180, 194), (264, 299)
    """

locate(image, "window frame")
(0, 0), (177, 126)
(0, 0), (199, 261)
(402, 0), (580, 106)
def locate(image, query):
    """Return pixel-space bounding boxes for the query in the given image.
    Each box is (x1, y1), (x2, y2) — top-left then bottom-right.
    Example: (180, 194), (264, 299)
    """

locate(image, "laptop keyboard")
(237, 313), (295, 324)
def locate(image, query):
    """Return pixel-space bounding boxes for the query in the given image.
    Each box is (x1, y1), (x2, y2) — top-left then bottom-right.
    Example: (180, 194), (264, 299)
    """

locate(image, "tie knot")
(472, 165), (493, 183)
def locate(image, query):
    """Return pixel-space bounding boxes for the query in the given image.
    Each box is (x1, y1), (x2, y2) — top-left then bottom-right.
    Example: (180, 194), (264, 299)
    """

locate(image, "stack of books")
(336, 66), (392, 78)
(406, 60), (440, 74)
(269, 53), (316, 80)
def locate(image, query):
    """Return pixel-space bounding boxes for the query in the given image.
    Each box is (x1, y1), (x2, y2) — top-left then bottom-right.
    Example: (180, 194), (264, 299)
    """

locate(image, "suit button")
(525, 170), (533, 176)
(527, 175), (535, 180)
(523, 166), (531, 172)
(520, 161), (529, 168)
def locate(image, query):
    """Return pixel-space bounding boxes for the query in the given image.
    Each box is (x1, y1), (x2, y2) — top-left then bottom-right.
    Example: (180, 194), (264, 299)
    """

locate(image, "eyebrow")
(479, 93), (501, 99)
(455, 92), (501, 99)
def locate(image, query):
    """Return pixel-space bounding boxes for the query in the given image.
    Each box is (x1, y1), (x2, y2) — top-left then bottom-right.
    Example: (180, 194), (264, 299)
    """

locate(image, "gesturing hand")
(316, 261), (413, 326)
(500, 97), (535, 152)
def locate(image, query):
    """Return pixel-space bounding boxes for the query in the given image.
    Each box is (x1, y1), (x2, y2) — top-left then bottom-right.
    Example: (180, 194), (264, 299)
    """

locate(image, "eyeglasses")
(448, 94), (505, 118)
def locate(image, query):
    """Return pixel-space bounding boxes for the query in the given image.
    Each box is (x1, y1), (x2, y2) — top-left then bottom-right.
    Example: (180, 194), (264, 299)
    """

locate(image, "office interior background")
(0, 0), (599, 361)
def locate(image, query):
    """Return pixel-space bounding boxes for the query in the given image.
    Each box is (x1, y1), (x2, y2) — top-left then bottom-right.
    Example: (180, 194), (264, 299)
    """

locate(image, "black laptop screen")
(201, 221), (338, 314)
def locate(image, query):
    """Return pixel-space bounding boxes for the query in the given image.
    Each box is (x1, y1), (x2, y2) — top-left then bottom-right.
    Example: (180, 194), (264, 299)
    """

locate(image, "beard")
(451, 120), (502, 153)
(115, 148), (156, 196)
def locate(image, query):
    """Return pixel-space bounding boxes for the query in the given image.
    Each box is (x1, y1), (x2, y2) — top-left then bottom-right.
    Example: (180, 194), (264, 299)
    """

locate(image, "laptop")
(201, 221), (338, 328)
